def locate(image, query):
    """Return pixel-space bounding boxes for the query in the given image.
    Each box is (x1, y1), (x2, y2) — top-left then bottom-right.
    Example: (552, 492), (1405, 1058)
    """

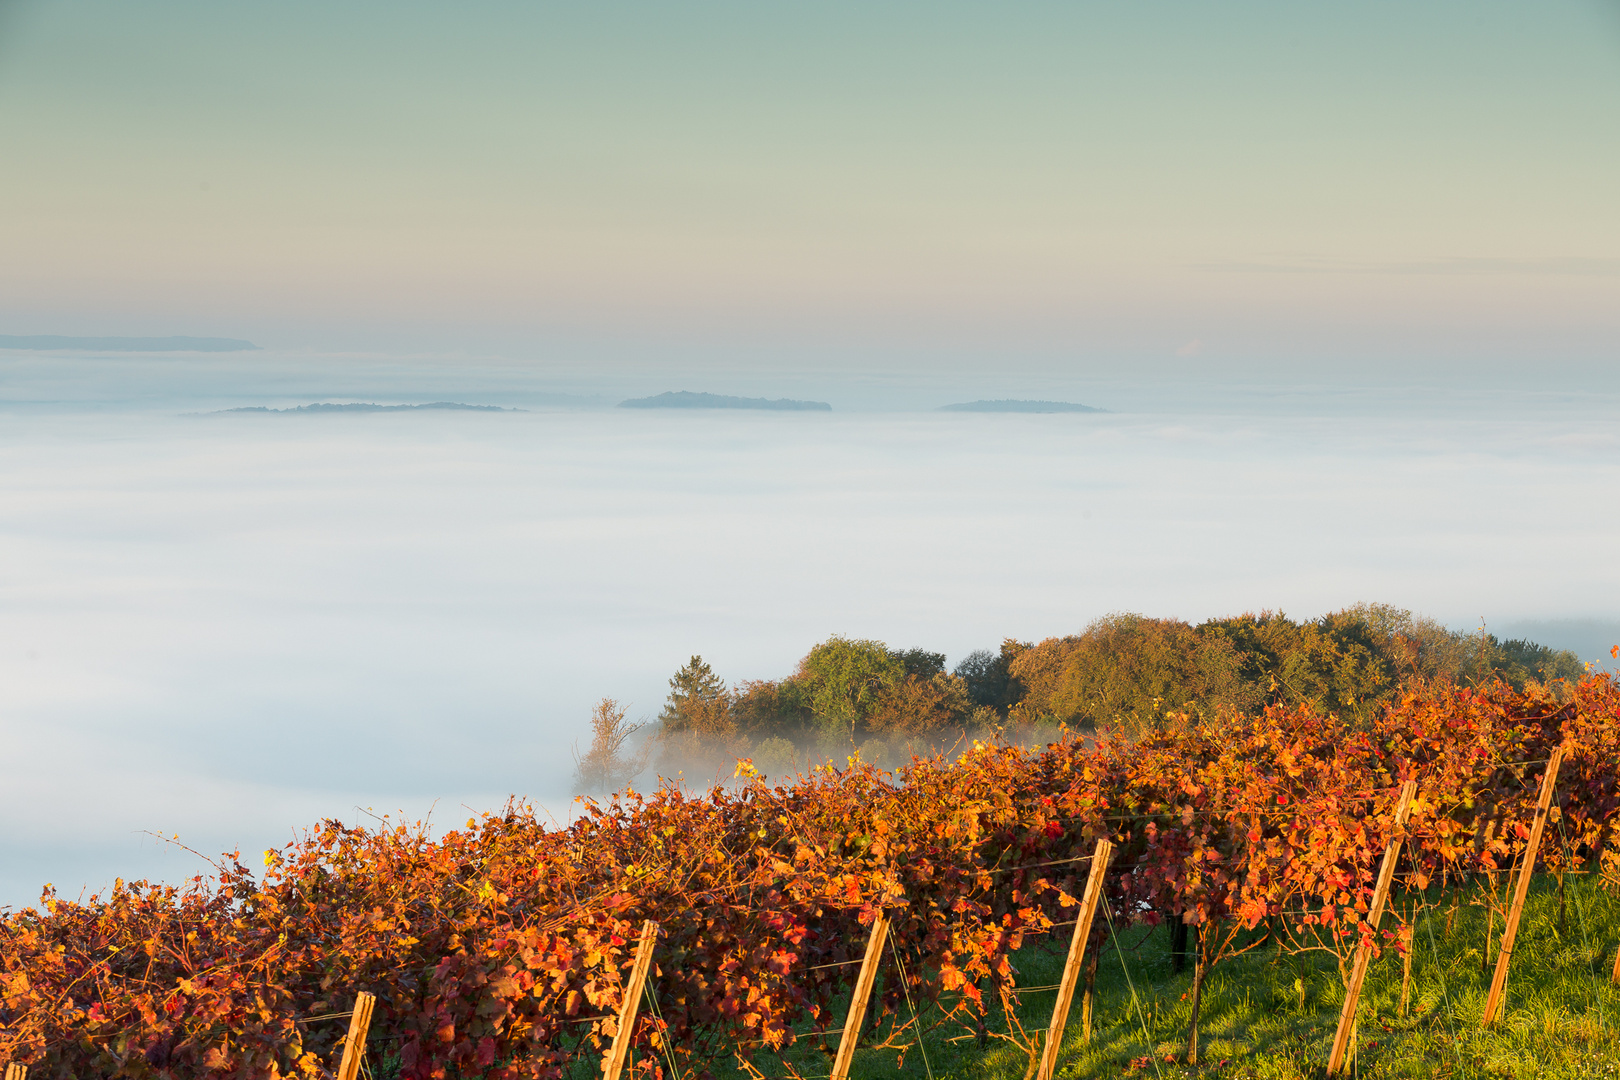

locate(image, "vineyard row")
(4, 675), (1620, 1078)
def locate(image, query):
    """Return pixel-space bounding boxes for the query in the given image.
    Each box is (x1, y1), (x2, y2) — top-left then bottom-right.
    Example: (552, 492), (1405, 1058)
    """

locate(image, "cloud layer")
(2, 355), (1617, 905)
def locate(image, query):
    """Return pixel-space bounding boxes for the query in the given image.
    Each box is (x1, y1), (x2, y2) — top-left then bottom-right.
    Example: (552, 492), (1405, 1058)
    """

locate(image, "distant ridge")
(0, 335), (260, 352)
(218, 402), (518, 413)
(619, 391), (831, 411)
(938, 399), (1107, 414)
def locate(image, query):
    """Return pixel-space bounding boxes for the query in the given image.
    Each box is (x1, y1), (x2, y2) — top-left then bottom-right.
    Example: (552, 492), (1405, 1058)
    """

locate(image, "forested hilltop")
(591, 604), (1586, 788)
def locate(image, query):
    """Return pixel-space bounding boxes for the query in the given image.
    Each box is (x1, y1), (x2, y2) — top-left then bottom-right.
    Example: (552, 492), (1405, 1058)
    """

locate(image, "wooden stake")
(1482, 892), (1495, 973)
(336, 991), (376, 1080)
(1481, 746), (1565, 1027)
(601, 920), (660, 1080)
(1080, 944), (1099, 1043)
(830, 908), (891, 1080)
(1036, 838), (1115, 1080)
(5, 1065), (29, 1080)
(1611, 939), (1620, 986)
(1326, 780), (1417, 1076)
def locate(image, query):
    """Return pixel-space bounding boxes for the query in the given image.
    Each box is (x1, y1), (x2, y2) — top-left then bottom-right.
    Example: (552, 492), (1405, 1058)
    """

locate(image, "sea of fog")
(2, 349), (1618, 908)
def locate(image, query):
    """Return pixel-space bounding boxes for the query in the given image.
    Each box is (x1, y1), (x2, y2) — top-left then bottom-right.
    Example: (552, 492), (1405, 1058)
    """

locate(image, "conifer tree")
(659, 655), (731, 735)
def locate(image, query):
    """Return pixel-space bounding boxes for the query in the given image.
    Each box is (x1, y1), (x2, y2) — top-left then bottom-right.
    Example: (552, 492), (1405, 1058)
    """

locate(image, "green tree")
(1484, 636), (1584, 688)
(789, 636), (907, 741)
(1197, 609), (1397, 723)
(1007, 615), (1249, 734)
(730, 678), (806, 736)
(993, 605), (1589, 738)
(954, 640), (1028, 715)
(894, 647), (946, 678)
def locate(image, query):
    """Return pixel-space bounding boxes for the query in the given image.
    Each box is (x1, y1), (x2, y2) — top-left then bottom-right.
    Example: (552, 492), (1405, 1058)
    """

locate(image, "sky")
(2, 3), (1619, 906)
(2, 1), (1619, 373)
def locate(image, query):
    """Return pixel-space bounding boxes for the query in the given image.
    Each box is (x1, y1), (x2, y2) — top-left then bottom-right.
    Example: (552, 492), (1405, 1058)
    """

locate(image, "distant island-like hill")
(938, 399), (1107, 413)
(620, 391), (831, 411)
(0, 335), (260, 352)
(218, 402), (518, 414)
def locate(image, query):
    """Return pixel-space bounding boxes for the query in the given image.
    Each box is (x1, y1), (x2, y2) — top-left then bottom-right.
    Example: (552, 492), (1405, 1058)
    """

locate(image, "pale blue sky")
(2, 1), (1618, 370)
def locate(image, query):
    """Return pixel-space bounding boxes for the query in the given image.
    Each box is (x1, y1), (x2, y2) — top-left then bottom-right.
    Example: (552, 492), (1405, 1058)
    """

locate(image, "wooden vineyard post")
(1326, 780), (1418, 1076)
(602, 920), (660, 1080)
(1481, 746), (1566, 1027)
(829, 908), (892, 1080)
(1036, 838), (1115, 1080)
(1611, 940), (1620, 986)
(336, 991), (376, 1080)
(601, 920), (660, 1080)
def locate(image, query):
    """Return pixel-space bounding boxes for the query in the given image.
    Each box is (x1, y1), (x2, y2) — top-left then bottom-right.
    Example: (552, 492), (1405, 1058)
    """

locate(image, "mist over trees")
(572, 697), (651, 795)
(641, 604), (1585, 782)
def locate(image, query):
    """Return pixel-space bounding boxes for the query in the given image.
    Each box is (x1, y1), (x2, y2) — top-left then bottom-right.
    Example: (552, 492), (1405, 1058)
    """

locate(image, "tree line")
(580, 603), (1585, 790)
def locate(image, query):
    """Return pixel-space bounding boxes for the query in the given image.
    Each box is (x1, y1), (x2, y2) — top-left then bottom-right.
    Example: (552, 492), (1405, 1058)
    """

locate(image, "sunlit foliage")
(4, 673), (1619, 1077)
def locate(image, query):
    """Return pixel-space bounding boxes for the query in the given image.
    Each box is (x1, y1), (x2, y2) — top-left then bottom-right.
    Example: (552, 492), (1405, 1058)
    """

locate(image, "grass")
(702, 873), (1620, 1080)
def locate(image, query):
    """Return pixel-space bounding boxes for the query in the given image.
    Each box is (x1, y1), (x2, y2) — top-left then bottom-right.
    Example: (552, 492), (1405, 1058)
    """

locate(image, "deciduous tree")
(573, 697), (650, 794)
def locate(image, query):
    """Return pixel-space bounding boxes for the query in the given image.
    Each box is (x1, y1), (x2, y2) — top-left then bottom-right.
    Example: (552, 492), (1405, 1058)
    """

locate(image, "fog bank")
(1, 353), (1616, 906)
